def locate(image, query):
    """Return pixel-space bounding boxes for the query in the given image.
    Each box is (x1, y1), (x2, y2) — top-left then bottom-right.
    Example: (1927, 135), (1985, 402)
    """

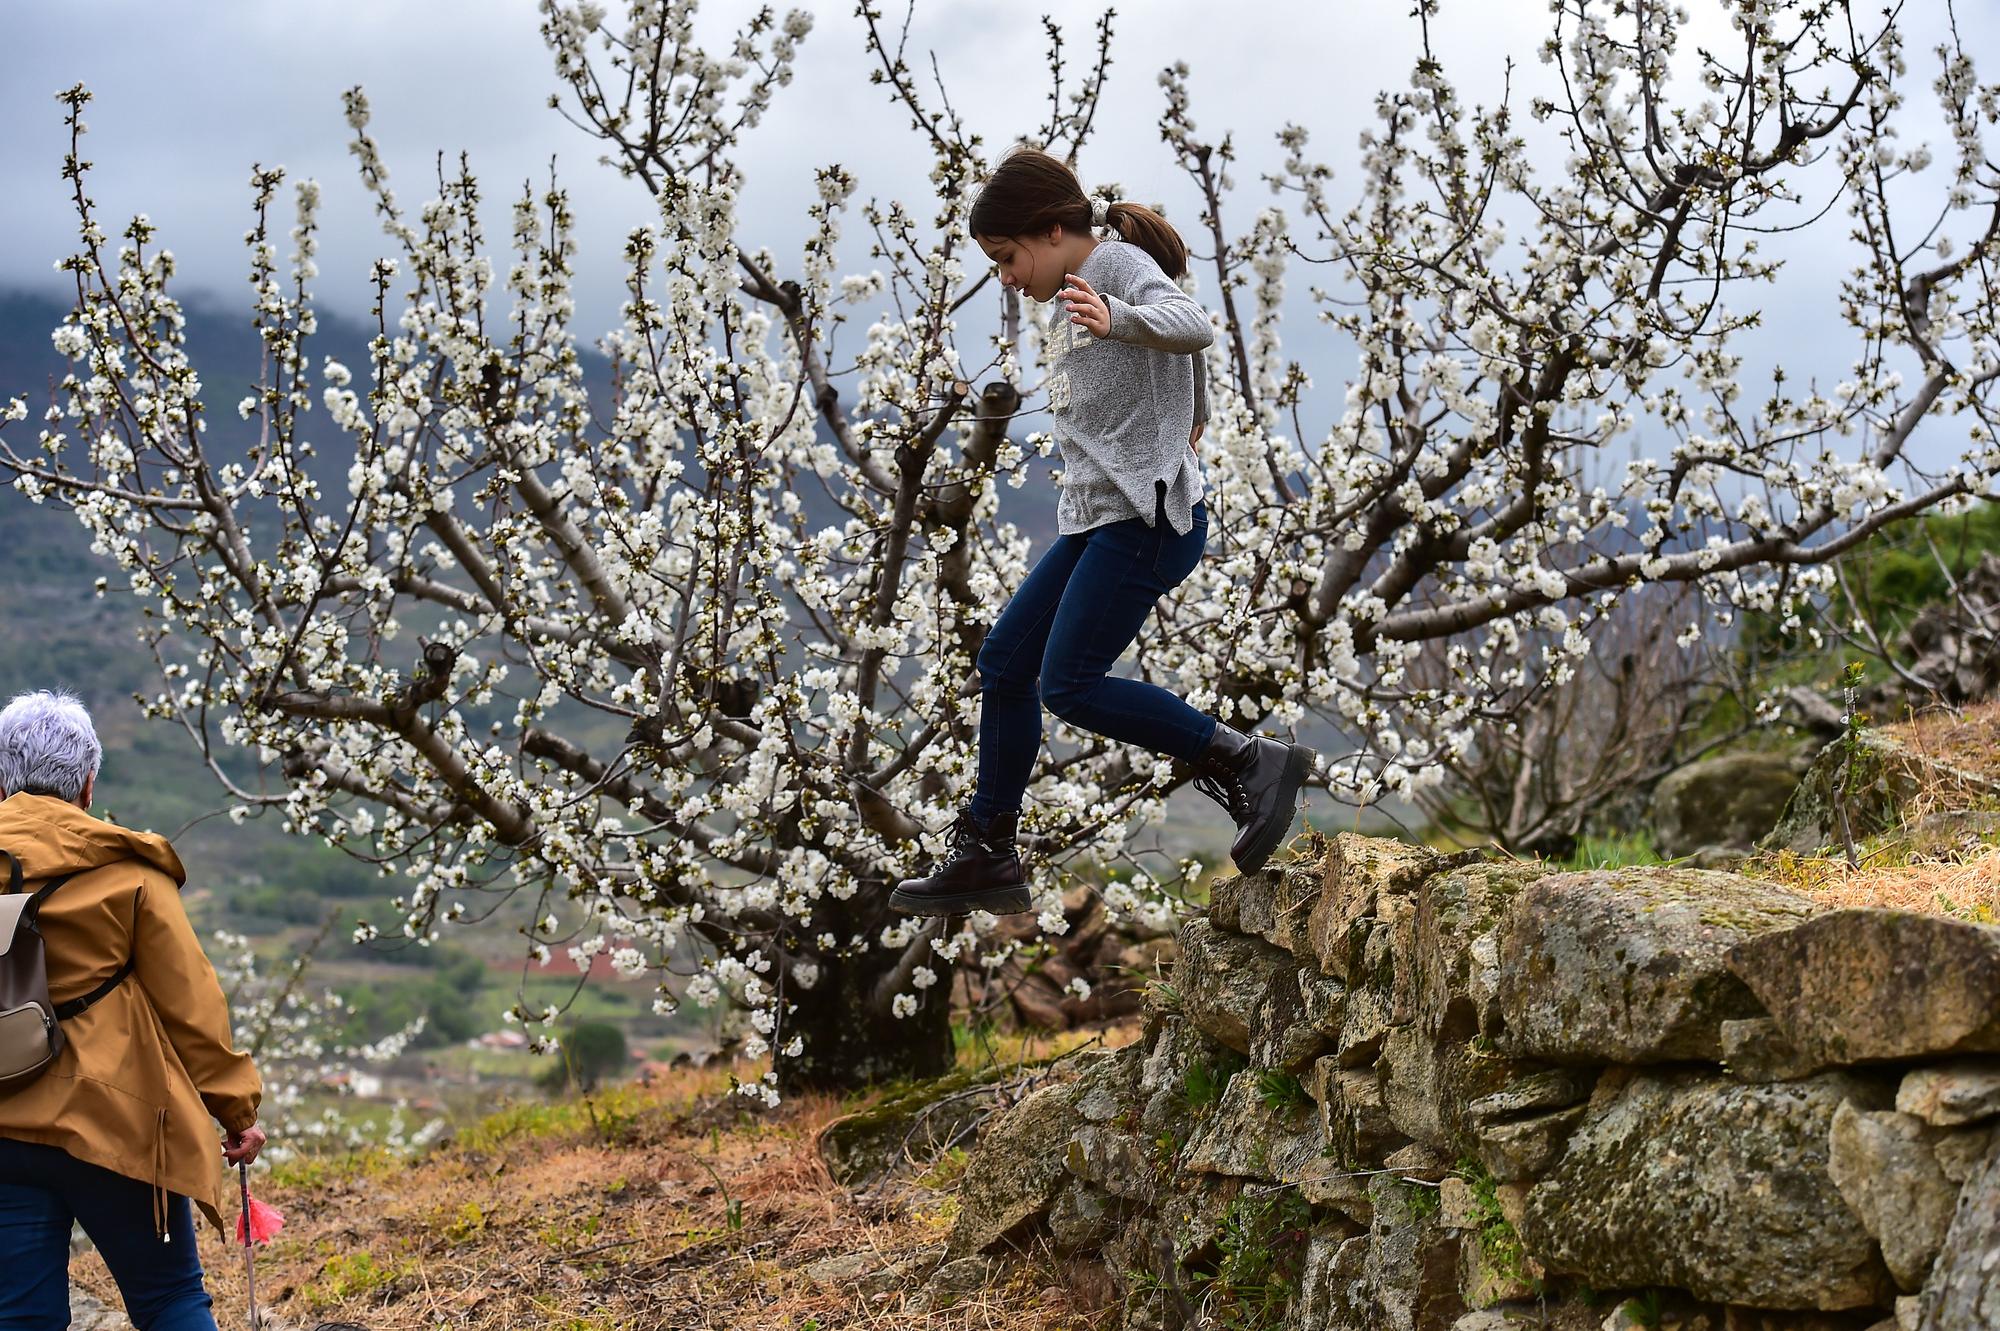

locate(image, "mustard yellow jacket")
(0, 793), (261, 1236)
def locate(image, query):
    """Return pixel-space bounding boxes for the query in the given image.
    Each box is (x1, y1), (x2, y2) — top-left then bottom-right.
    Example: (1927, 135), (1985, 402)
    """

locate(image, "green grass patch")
(1254, 1070), (1312, 1114)
(452, 1083), (657, 1154)
(265, 1143), (400, 1191)
(302, 1250), (416, 1312)
(1556, 828), (1664, 872)
(1182, 1051), (1246, 1115)
(1185, 1187), (1316, 1329)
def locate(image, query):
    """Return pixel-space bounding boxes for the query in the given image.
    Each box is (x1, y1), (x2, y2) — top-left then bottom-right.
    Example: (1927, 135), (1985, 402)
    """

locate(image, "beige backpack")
(0, 851), (131, 1089)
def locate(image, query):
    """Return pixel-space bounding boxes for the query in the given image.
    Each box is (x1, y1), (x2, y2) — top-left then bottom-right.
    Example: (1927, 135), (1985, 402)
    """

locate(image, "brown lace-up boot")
(1190, 720), (1318, 873)
(889, 806), (1032, 916)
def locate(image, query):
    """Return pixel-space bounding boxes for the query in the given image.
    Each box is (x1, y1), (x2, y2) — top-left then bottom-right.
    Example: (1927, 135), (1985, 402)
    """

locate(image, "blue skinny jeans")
(0, 1137), (216, 1331)
(969, 485), (1218, 823)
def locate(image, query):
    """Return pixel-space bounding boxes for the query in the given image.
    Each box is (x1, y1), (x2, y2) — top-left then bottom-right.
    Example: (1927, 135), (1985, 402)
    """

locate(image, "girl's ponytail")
(1102, 202), (1188, 281)
(971, 145), (1191, 281)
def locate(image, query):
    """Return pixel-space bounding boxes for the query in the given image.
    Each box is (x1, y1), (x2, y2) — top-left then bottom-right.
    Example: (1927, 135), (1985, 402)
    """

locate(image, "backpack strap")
(24, 870), (79, 923)
(4, 850), (134, 1021)
(51, 885), (141, 1022)
(53, 954), (135, 1021)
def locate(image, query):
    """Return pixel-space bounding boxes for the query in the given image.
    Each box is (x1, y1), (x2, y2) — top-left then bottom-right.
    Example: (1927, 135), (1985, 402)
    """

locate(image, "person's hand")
(223, 1123), (267, 1167)
(1060, 273), (1111, 338)
(1190, 422), (1204, 449)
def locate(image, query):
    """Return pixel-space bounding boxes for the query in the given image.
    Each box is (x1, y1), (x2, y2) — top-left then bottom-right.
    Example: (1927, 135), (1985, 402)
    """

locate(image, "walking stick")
(234, 1153), (285, 1330)
(239, 1161), (260, 1331)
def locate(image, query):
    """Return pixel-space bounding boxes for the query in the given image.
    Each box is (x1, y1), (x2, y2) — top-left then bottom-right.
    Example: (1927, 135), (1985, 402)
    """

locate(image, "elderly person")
(0, 690), (264, 1331)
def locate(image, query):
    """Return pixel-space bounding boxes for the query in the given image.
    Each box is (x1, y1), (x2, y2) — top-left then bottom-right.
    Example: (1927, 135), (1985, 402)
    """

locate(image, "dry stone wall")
(946, 831), (2000, 1331)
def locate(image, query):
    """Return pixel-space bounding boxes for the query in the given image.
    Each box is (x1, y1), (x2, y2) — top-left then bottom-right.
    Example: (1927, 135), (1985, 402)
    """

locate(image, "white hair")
(0, 690), (102, 802)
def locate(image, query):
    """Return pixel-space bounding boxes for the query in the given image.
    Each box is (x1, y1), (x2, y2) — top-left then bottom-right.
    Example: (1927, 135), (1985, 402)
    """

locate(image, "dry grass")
(1754, 846), (2000, 918)
(1741, 700), (2000, 918)
(1881, 699), (2000, 782)
(71, 1043), (1138, 1331)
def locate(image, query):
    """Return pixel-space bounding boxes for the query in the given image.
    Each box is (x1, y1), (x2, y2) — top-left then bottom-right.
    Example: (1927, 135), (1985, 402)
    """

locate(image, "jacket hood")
(0, 792), (185, 886)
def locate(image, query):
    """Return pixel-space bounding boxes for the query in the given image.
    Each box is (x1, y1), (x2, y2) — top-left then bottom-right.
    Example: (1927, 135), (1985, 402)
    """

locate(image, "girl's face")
(977, 227), (1068, 303)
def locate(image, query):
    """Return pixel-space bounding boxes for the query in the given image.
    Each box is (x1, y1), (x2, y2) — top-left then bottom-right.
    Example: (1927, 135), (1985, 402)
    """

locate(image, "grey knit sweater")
(1043, 239), (1213, 537)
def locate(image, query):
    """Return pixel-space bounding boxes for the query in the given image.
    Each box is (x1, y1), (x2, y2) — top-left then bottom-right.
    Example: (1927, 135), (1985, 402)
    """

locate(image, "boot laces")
(1193, 767), (1252, 825)
(940, 811), (991, 867)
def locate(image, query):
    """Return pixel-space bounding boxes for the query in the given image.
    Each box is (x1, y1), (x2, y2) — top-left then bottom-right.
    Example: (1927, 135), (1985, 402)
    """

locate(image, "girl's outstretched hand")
(1060, 274), (1110, 338)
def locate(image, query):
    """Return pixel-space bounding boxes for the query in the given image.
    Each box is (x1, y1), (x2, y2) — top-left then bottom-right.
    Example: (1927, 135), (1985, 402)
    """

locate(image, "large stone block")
(1415, 862), (1548, 1046)
(1722, 1016), (1826, 1083)
(1174, 916), (1298, 1055)
(1212, 857), (1325, 957)
(1047, 1177), (1118, 1255)
(1206, 865), (1275, 936)
(1308, 834), (1442, 982)
(1651, 749), (1813, 856)
(1915, 1140), (2000, 1330)
(1462, 1066), (1598, 1184)
(1301, 970), (1349, 1041)
(1065, 1122), (1161, 1203)
(1728, 910), (2000, 1065)
(1497, 867), (1818, 1064)
(1297, 1228), (1373, 1330)
(1520, 1069), (1894, 1310)
(1767, 726), (2000, 857)
(1378, 1025), (1534, 1156)
(1932, 1124), (2000, 1185)
(1315, 1055), (1408, 1169)
(1363, 1174), (1471, 1331)
(818, 1062), (1020, 1185)
(1249, 964), (1330, 1073)
(1827, 1103), (1961, 1293)
(946, 1072), (1089, 1260)
(1182, 1070), (1322, 1183)
(1468, 1103), (1588, 1184)
(1340, 896), (1420, 1066)
(1298, 1154), (1375, 1225)
(1899, 1058), (2000, 1127)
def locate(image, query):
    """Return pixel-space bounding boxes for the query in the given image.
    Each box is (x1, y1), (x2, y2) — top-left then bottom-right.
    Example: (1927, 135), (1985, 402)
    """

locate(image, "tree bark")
(779, 923), (955, 1095)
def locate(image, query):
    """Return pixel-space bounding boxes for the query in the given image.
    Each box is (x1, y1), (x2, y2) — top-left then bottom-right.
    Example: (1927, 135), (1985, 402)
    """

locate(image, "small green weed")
(302, 1250), (414, 1312)
(1182, 1050), (1245, 1114)
(1185, 1188), (1315, 1329)
(1255, 1069), (1312, 1113)
(916, 1145), (971, 1189)
(1558, 829), (1663, 871)
(1456, 1158), (1537, 1295)
(1622, 1287), (1666, 1328)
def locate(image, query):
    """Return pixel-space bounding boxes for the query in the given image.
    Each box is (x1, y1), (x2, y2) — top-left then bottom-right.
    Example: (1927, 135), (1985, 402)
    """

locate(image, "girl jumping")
(891, 146), (1316, 917)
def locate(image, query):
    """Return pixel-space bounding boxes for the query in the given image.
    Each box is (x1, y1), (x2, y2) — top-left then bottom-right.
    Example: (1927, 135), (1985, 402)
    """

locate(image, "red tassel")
(235, 1193), (285, 1245)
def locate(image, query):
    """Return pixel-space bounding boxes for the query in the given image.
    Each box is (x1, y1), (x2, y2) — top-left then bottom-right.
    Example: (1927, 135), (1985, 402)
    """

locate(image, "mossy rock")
(1650, 749), (1813, 856)
(817, 1063), (1027, 1186)
(1522, 1069), (1895, 1310)
(1496, 867), (1819, 1064)
(1766, 721), (2000, 856)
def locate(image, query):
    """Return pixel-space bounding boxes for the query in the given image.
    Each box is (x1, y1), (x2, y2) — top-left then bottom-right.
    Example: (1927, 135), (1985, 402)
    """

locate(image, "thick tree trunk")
(770, 892), (954, 1093)
(778, 948), (955, 1094)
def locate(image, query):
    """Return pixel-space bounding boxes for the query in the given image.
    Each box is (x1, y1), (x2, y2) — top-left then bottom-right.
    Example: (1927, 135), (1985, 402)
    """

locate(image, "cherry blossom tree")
(5, 0), (1999, 1096)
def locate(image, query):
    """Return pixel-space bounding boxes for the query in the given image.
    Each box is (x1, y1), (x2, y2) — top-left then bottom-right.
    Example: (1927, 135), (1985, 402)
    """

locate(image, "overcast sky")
(3, 1), (1994, 468)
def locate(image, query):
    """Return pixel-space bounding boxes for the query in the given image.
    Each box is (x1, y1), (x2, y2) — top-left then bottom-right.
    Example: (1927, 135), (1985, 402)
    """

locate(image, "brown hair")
(969, 145), (1189, 280)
